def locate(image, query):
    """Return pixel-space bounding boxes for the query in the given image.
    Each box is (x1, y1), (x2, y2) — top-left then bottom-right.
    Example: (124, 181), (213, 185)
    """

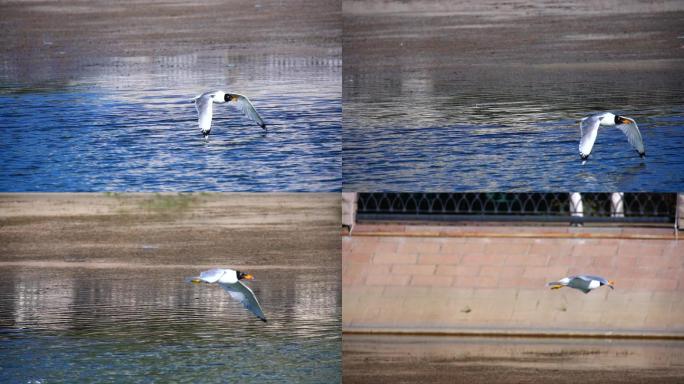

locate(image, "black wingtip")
(580, 153), (589, 161)
(260, 123), (267, 130)
(260, 317), (267, 323)
(639, 151), (645, 158)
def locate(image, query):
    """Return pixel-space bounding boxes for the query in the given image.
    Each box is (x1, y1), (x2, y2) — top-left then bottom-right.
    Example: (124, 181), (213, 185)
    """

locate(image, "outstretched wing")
(229, 94), (266, 129)
(195, 94), (214, 133)
(615, 118), (645, 157)
(219, 281), (267, 322)
(579, 115), (601, 159)
(577, 275), (609, 284)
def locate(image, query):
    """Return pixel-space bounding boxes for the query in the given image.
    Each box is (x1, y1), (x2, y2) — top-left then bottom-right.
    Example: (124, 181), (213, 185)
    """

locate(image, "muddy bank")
(343, 0), (684, 69)
(344, 360), (684, 384)
(0, 0), (341, 85)
(344, 334), (684, 383)
(0, 193), (340, 268)
(343, 0), (684, 104)
(1, 0), (340, 59)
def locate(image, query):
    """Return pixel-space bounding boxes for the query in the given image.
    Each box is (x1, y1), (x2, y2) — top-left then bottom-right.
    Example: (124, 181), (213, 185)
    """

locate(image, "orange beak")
(243, 274), (255, 280)
(608, 280), (615, 289)
(618, 117), (631, 125)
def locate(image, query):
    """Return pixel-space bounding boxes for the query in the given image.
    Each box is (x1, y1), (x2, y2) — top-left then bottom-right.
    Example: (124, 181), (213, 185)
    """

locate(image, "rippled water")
(343, 65), (684, 191)
(0, 266), (340, 383)
(0, 54), (341, 191)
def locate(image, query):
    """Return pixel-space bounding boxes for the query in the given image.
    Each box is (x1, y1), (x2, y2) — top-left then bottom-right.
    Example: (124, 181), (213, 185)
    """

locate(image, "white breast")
(217, 269), (239, 284)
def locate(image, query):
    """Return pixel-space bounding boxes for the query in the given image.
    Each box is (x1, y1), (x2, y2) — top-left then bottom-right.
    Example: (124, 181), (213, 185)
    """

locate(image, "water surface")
(343, 65), (684, 191)
(0, 54), (341, 191)
(342, 3), (684, 191)
(0, 266), (340, 383)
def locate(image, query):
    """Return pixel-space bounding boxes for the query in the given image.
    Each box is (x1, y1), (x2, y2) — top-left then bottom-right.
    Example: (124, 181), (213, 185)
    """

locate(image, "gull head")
(614, 115), (631, 125)
(223, 92), (238, 102)
(237, 271), (255, 281)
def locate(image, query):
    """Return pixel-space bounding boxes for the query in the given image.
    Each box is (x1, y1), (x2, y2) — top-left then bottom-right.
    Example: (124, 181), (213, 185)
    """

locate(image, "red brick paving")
(343, 225), (684, 334)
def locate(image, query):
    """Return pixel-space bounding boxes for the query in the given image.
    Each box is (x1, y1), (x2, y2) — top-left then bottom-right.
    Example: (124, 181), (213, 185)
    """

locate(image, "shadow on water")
(0, 53), (341, 192)
(0, 266), (341, 383)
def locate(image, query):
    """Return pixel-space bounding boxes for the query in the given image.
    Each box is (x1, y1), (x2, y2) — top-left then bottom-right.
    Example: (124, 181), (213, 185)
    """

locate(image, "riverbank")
(0, 193), (340, 268)
(344, 334), (684, 384)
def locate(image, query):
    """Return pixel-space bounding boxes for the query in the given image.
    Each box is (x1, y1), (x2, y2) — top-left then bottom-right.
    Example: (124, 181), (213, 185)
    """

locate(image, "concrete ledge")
(346, 223), (678, 240)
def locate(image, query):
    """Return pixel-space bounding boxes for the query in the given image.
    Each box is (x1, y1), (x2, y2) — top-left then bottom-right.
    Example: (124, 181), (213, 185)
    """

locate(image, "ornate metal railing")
(356, 193), (677, 224)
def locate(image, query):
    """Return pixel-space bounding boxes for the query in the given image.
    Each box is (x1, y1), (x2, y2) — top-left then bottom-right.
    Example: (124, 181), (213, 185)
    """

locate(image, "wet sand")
(0, 193), (340, 268)
(1, 0), (341, 85)
(344, 0), (684, 69)
(344, 334), (684, 384)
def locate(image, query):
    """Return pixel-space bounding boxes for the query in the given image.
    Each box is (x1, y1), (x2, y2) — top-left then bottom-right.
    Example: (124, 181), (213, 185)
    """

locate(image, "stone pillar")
(569, 193), (583, 225)
(342, 192), (358, 233)
(611, 192), (624, 218)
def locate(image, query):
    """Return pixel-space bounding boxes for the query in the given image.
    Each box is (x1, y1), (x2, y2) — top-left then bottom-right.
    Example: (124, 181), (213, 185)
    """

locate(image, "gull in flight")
(547, 275), (614, 294)
(187, 268), (267, 322)
(193, 90), (266, 138)
(579, 112), (645, 160)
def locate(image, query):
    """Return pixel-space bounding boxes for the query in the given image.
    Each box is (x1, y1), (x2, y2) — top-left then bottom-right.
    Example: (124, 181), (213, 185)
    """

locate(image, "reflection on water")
(344, 334), (684, 370)
(343, 65), (684, 191)
(0, 53), (341, 191)
(0, 266), (340, 383)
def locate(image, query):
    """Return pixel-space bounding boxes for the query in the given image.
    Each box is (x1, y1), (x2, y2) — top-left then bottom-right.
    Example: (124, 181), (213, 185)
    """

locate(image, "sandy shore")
(1, 0), (341, 85)
(2, 0), (340, 59)
(0, 193), (340, 268)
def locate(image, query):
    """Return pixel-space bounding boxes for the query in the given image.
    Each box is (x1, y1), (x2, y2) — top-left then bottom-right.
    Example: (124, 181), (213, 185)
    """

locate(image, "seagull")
(187, 268), (267, 322)
(547, 275), (614, 294)
(579, 112), (645, 160)
(193, 90), (266, 138)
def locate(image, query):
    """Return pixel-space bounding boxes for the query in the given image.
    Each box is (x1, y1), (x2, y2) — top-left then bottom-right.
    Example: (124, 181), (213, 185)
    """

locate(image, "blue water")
(0, 266), (341, 383)
(0, 55), (341, 191)
(343, 67), (684, 191)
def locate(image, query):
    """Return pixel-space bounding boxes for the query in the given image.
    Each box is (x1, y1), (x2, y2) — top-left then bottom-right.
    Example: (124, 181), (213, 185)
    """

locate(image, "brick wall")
(342, 224), (684, 336)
